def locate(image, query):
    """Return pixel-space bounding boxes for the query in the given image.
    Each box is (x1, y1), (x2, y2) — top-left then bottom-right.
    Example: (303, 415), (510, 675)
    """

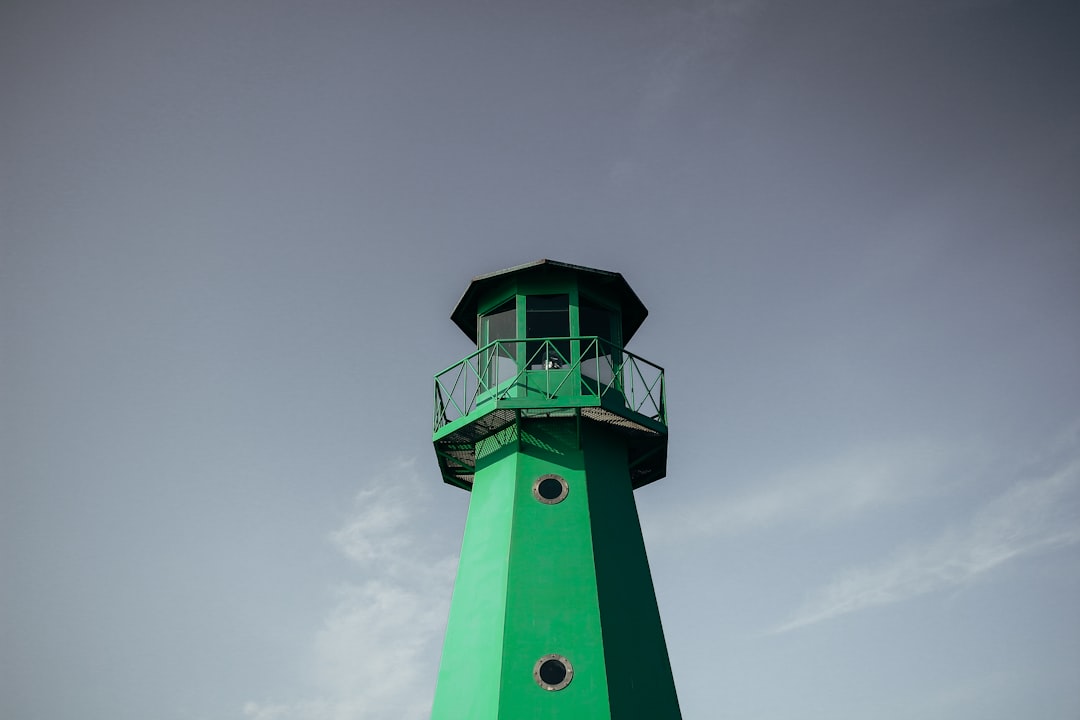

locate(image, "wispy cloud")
(770, 458), (1080, 634)
(635, 0), (760, 127)
(648, 440), (954, 541)
(608, 0), (762, 185)
(243, 459), (457, 720)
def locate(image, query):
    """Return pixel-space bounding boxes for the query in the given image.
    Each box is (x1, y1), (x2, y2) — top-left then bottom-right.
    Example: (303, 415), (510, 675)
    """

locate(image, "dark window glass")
(538, 477), (564, 500)
(579, 300), (613, 342)
(579, 299), (618, 385)
(525, 294), (569, 369)
(537, 477), (562, 499)
(539, 659), (567, 686)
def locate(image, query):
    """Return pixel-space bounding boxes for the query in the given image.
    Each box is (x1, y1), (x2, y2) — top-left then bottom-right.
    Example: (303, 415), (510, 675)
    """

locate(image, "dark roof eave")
(449, 259), (649, 343)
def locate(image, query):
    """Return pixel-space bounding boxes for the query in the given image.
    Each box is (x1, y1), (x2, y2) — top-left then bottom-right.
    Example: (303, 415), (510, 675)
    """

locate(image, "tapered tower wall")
(431, 418), (680, 718)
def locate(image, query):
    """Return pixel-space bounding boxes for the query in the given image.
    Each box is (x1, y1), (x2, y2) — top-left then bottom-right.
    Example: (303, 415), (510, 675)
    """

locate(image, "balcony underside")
(433, 399), (667, 491)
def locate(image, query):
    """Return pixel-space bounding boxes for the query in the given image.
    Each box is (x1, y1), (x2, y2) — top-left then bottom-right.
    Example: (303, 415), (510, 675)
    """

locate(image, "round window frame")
(532, 474), (569, 505)
(533, 654), (574, 691)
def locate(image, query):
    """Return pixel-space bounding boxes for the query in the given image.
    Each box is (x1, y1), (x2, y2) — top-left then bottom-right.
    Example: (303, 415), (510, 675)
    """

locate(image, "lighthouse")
(430, 260), (680, 719)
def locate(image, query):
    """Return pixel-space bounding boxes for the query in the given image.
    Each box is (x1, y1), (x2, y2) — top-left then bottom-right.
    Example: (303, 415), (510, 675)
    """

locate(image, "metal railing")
(434, 337), (666, 431)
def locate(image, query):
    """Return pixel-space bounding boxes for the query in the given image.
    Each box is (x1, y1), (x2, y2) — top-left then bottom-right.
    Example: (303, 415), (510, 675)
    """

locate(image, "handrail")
(434, 337), (666, 432)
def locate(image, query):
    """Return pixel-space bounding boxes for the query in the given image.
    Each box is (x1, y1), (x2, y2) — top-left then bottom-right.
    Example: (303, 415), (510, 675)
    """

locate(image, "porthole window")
(534, 654), (573, 691)
(532, 474), (568, 504)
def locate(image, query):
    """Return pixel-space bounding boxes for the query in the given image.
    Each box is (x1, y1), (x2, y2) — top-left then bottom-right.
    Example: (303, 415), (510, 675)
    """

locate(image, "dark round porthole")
(532, 474), (568, 504)
(534, 654), (573, 691)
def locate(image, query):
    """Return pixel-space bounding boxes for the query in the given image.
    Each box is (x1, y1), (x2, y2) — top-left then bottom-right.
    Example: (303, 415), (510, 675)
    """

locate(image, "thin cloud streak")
(650, 441), (954, 541)
(771, 458), (1080, 634)
(635, 0), (760, 127)
(243, 459), (457, 720)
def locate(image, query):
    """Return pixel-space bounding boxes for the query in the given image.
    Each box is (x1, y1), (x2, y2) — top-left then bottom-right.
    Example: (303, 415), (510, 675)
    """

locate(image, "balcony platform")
(433, 338), (667, 490)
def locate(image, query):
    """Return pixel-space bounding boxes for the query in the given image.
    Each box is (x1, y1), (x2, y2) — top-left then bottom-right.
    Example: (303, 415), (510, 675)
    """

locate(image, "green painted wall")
(430, 417), (681, 719)
(430, 446), (516, 718)
(582, 423), (681, 717)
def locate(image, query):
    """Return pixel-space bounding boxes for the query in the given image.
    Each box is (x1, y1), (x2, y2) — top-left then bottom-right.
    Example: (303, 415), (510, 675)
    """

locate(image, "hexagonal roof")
(450, 259), (650, 344)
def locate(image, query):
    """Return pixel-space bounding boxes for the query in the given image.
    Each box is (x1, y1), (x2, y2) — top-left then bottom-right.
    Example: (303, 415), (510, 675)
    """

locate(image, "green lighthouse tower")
(430, 260), (680, 719)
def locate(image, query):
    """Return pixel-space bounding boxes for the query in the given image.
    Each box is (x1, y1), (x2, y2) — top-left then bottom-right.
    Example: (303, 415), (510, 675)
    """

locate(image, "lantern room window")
(481, 298), (516, 347)
(580, 297), (619, 386)
(480, 298), (518, 388)
(579, 298), (615, 343)
(526, 294), (570, 369)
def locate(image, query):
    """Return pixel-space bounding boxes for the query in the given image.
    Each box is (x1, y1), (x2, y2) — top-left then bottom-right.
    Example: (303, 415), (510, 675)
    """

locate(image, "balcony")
(433, 337), (667, 490)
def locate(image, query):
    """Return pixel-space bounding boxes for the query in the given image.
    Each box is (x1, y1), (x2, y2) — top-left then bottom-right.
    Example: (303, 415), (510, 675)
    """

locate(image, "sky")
(2, 0), (1078, 718)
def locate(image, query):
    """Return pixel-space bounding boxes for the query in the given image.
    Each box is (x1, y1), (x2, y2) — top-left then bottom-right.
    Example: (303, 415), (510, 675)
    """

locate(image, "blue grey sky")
(2, 1), (1078, 719)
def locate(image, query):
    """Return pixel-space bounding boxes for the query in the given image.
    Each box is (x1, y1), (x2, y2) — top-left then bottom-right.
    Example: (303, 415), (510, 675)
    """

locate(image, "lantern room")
(433, 260), (667, 491)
